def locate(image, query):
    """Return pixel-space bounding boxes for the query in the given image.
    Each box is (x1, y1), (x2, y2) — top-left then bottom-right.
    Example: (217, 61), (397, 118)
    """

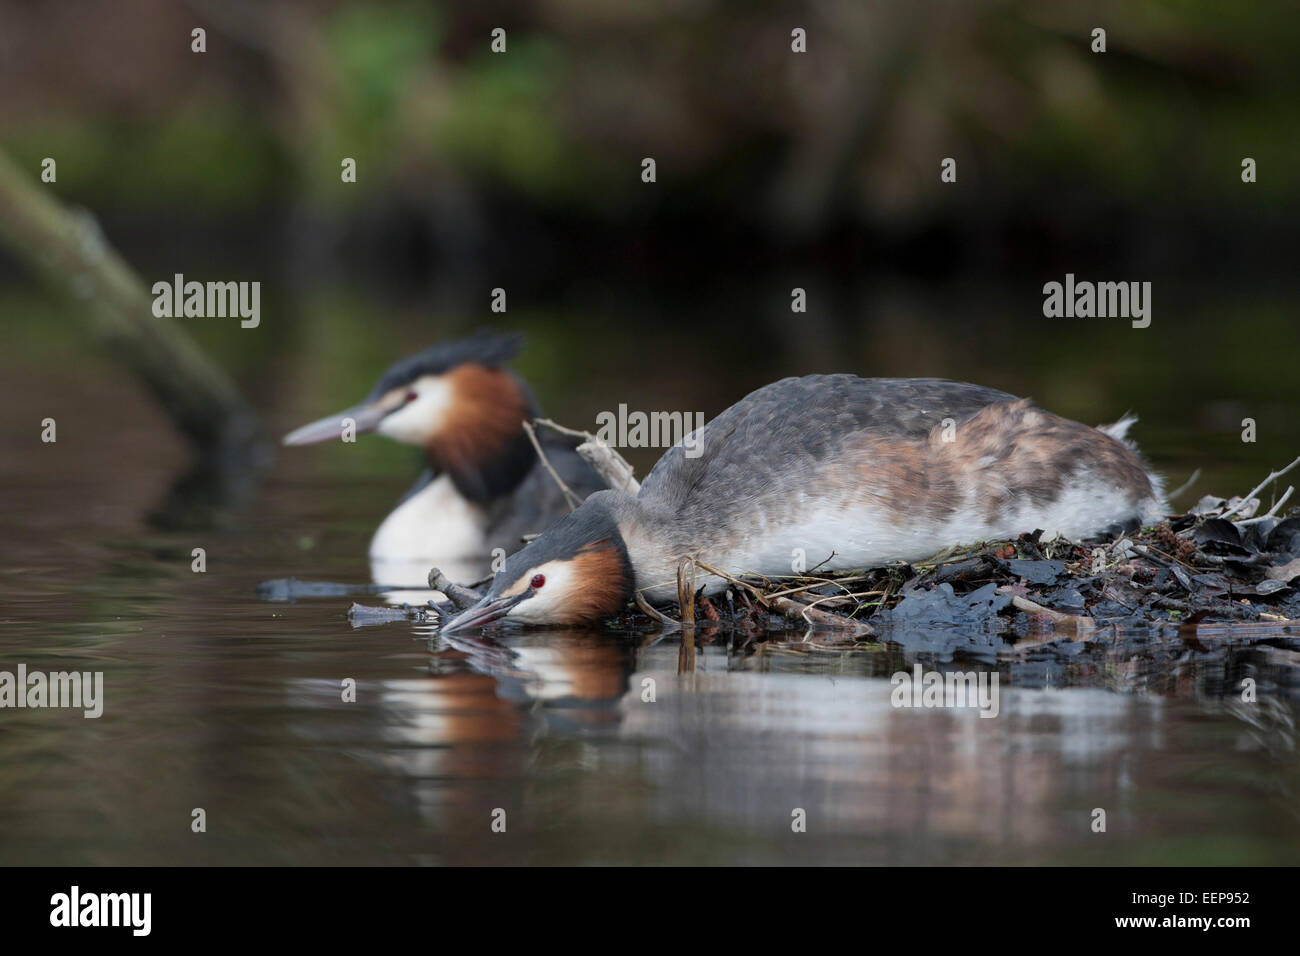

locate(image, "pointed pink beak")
(282, 402), (389, 446)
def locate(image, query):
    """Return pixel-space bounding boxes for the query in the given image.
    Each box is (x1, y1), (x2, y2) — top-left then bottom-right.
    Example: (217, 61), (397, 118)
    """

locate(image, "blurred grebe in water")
(284, 331), (604, 590)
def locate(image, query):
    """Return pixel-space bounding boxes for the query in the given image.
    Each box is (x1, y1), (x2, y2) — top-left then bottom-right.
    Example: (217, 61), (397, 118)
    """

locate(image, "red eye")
(530, 574), (546, 589)
(405, 391), (418, 403)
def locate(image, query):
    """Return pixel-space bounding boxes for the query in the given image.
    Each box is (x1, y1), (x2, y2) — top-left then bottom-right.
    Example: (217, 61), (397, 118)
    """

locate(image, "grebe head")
(441, 492), (634, 630)
(282, 331), (541, 502)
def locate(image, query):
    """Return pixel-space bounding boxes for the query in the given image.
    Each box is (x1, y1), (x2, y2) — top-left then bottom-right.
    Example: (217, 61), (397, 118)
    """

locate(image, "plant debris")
(618, 499), (1300, 648)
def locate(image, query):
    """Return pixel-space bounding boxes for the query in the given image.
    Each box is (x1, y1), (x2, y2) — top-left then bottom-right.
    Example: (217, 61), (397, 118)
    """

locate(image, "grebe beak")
(282, 402), (389, 446)
(440, 591), (531, 632)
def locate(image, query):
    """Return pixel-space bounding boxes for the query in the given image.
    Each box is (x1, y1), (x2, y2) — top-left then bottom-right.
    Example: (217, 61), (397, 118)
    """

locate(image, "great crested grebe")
(283, 331), (604, 586)
(442, 374), (1167, 629)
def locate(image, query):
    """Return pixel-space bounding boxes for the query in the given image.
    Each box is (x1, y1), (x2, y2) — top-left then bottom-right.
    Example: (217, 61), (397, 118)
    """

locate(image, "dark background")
(1, 0), (1297, 494)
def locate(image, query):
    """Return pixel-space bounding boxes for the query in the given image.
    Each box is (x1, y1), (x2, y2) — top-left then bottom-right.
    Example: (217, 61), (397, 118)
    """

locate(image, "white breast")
(369, 474), (488, 562)
(632, 475), (1160, 602)
(368, 474), (492, 598)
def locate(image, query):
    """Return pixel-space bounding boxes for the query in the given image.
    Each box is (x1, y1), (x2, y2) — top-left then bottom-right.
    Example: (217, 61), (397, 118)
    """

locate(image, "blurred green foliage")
(2, 0), (1297, 496)
(2, 0), (1295, 222)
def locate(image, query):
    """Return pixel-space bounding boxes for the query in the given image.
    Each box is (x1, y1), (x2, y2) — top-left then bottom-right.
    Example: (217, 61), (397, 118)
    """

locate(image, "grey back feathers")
(638, 375), (1019, 520)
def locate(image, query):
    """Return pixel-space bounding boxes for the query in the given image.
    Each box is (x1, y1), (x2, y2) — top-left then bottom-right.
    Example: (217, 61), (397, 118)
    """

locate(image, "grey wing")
(638, 375), (1023, 514)
(835, 377), (1023, 438)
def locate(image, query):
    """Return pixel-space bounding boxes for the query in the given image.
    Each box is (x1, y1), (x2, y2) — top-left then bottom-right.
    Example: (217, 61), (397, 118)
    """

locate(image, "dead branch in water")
(677, 557), (697, 629)
(0, 148), (260, 463)
(678, 618), (696, 673)
(427, 567), (481, 610)
(634, 589), (680, 629)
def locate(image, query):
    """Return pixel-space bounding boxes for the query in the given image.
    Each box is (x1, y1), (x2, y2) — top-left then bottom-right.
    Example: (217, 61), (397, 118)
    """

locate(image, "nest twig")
(521, 419), (581, 511)
(1218, 455), (1300, 520)
(533, 417), (640, 494)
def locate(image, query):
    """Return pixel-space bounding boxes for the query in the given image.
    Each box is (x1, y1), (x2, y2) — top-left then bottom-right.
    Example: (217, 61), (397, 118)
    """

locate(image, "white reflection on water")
(268, 626), (1300, 863)
(616, 661), (1160, 845)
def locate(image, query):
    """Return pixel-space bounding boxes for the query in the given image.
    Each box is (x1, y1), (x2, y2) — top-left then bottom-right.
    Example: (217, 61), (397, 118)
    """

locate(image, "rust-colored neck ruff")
(558, 540), (633, 625)
(427, 365), (536, 503)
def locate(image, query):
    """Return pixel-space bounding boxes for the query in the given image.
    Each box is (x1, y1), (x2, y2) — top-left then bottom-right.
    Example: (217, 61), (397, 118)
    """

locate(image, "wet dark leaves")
(889, 505), (1300, 631)
(878, 582), (1011, 628)
(996, 558), (1066, 586)
(1191, 572), (1231, 597)
(615, 499), (1300, 644)
(931, 556), (992, 586)
(1189, 494), (1229, 516)
(1192, 518), (1246, 553)
(873, 582), (1011, 662)
(1267, 557), (1300, 584)
(1253, 579), (1291, 597)
(1051, 586), (1087, 611)
(1268, 517), (1300, 555)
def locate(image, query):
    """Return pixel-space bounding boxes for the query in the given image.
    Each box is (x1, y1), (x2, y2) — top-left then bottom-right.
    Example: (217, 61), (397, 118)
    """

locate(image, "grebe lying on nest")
(443, 375), (1165, 629)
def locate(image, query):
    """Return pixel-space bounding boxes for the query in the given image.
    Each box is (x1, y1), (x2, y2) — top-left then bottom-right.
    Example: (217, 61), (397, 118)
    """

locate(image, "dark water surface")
(3, 279), (1300, 866)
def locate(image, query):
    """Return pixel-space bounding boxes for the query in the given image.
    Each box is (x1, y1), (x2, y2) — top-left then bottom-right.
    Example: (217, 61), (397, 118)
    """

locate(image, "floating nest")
(615, 494), (1300, 643)
(358, 449), (1300, 650)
